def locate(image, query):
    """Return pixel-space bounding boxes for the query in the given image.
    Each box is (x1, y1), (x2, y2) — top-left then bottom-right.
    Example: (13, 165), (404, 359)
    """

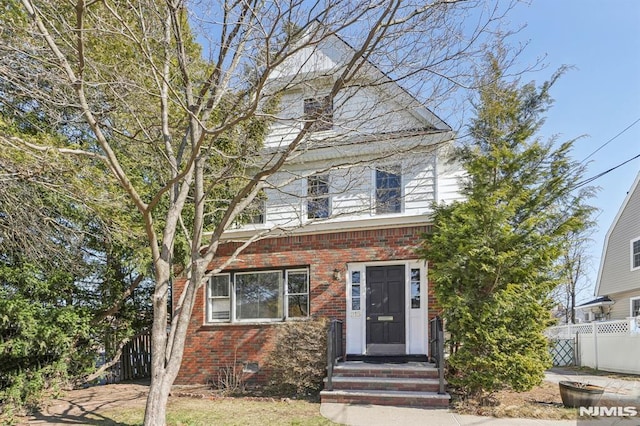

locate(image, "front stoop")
(320, 361), (450, 408)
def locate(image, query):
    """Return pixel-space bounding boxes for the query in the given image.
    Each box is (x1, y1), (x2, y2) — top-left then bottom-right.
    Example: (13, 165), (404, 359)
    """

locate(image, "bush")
(265, 318), (328, 397)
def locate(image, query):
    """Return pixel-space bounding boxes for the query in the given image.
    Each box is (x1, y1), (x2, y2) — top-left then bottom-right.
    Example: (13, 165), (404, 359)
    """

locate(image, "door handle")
(366, 317), (371, 320)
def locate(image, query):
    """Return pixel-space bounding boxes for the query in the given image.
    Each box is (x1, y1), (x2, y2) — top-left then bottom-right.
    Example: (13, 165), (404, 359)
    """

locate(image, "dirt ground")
(25, 381), (152, 425)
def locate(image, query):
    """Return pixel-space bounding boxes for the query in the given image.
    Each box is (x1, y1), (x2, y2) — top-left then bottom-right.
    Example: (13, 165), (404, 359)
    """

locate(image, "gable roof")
(594, 170), (640, 296)
(267, 26), (451, 132)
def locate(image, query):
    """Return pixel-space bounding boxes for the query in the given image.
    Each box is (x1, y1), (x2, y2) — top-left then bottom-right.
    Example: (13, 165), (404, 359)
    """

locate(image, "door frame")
(345, 259), (427, 356)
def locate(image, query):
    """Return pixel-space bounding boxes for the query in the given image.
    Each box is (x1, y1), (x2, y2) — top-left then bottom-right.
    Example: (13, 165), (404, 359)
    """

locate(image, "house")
(173, 30), (463, 387)
(587, 171), (640, 321)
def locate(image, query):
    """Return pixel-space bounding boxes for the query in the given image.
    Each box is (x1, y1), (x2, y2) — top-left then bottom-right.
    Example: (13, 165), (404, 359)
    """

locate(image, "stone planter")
(559, 380), (605, 408)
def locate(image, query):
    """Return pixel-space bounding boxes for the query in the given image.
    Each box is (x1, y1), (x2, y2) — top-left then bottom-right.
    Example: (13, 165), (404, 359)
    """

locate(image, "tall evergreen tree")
(420, 59), (595, 399)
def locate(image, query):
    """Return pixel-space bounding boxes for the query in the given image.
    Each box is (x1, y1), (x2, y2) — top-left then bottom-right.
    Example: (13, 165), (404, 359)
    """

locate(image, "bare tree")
(1, 0), (515, 422)
(554, 228), (596, 324)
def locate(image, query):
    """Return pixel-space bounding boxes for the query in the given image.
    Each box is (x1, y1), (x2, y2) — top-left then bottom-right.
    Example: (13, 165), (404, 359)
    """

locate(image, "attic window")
(304, 97), (333, 131)
(632, 237), (640, 270)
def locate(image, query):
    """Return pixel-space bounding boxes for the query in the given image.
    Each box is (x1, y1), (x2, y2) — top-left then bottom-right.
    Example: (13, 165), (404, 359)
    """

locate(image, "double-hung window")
(632, 237), (640, 270)
(307, 175), (330, 219)
(375, 165), (402, 214)
(206, 268), (309, 323)
(208, 274), (231, 321)
(304, 97), (333, 131)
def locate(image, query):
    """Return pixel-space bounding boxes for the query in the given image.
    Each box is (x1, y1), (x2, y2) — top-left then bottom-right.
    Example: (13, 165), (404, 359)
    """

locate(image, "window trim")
(631, 237), (640, 271)
(206, 268), (310, 324)
(631, 296), (640, 318)
(374, 165), (403, 215)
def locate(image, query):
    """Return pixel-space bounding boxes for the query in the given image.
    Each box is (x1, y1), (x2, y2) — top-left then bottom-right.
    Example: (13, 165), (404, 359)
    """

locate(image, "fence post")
(593, 322), (598, 371)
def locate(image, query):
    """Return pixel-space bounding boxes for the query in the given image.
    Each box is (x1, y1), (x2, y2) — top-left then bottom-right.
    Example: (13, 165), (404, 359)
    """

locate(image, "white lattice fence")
(547, 319), (640, 374)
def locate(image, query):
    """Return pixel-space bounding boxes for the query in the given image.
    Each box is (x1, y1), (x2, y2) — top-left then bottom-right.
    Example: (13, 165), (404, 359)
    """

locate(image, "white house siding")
(264, 85), (436, 150)
(597, 174), (640, 296)
(260, 153), (443, 228)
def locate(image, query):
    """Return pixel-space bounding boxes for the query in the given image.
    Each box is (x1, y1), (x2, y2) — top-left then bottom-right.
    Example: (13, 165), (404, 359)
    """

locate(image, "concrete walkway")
(320, 368), (640, 426)
(320, 403), (577, 425)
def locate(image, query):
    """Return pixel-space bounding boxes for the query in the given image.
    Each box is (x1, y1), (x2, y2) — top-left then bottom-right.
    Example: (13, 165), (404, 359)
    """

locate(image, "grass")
(98, 397), (338, 426)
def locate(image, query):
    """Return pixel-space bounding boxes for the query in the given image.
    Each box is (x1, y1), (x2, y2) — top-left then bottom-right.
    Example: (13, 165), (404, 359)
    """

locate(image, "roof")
(574, 296), (614, 310)
(594, 171), (640, 296)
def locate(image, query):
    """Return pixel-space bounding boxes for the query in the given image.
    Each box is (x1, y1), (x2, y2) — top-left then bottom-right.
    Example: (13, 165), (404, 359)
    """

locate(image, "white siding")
(249, 151), (448, 230)
(598, 174), (640, 295)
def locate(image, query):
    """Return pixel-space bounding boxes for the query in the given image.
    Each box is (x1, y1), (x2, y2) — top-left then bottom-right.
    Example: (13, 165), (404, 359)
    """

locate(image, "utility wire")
(574, 152), (640, 189)
(580, 117), (640, 164)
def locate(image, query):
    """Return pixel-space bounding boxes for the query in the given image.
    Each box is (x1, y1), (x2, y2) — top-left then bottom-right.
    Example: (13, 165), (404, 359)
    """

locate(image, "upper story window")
(307, 174), (330, 219)
(206, 268), (309, 323)
(632, 237), (640, 271)
(375, 165), (402, 214)
(235, 192), (266, 226)
(304, 97), (333, 131)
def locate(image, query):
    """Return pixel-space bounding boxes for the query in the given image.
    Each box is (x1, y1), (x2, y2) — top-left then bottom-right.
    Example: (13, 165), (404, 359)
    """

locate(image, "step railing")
(325, 318), (344, 391)
(429, 316), (446, 394)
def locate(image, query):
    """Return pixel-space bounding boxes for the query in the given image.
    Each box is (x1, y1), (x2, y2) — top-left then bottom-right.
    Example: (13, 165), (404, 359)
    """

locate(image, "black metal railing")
(325, 318), (344, 391)
(429, 316), (446, 394)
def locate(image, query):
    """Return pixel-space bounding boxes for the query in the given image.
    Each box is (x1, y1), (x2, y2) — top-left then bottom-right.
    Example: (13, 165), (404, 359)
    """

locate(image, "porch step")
(332, 361), (440, 379)
(321, 361), (450, 408)
(327, 376), (443, 392)
(320, 389), (450, 408)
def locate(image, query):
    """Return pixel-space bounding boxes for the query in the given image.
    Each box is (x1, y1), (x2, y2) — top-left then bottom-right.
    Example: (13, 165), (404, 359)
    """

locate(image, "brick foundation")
(174, 225), (440, 385)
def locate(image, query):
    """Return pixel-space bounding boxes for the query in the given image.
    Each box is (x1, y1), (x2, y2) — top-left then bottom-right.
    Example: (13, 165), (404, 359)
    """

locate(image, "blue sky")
(506, 0), (640, 301)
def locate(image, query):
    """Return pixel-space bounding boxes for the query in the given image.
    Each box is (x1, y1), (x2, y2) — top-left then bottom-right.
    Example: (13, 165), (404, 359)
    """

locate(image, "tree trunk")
(144, 373), (172, 425)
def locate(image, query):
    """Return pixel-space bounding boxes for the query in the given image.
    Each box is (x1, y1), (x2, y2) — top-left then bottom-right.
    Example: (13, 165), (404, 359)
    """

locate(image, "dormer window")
(304, 97), (333, 131)
(632, 237), (640, 271)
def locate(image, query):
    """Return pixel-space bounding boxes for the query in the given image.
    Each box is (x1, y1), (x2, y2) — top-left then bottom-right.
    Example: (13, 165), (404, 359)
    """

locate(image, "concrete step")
(326, 376), (443, 392)
(320, 389), (451, 408)
(332, 361), (440, 379)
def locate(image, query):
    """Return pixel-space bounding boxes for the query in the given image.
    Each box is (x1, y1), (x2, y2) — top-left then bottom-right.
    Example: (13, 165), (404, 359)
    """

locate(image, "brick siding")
(173, 225), (440, 385)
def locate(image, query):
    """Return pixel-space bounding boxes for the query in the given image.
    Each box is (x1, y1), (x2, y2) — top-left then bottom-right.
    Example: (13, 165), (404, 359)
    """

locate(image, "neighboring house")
(582, 171), (640, 322)
(173, 31), (463, 385)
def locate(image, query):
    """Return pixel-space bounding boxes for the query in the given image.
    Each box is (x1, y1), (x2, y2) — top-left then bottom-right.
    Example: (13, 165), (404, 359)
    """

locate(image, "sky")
(505, 0), (640, 301)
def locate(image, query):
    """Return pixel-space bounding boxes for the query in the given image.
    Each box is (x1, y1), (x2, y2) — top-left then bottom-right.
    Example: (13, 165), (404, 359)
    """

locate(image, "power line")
(580, 117), (640, 164)
(574, 153), (640, 189)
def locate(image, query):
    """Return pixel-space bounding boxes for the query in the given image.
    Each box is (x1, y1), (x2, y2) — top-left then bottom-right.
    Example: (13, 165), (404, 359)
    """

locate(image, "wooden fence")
(105, 331), (152, 383)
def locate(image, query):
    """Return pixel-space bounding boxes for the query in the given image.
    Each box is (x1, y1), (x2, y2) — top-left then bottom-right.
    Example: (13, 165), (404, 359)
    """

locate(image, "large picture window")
(206, 268), (310, 323)
(235, 271), (283, 320)
(375, 166), (402, 214)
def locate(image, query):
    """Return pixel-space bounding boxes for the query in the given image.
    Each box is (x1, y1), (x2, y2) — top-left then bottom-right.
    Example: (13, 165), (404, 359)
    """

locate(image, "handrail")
(325, 318), (344, 391)
(429, 316), (446, 394)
